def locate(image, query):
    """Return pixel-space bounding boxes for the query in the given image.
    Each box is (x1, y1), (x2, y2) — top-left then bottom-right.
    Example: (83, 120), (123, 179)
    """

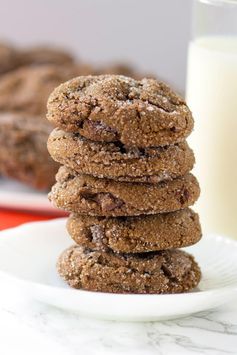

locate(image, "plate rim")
(0, 218), (237, 299)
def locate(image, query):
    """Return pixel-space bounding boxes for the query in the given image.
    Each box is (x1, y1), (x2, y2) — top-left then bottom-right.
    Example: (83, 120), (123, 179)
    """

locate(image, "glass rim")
(198, 0), (237, 5)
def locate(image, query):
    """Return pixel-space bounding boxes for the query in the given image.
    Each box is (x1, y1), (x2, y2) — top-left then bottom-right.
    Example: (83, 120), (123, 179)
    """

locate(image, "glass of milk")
(186, 0), (237, 238)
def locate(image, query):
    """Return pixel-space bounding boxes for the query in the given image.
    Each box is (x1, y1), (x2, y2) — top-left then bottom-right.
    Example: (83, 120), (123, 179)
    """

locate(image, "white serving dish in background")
(0, 177), (65, 215)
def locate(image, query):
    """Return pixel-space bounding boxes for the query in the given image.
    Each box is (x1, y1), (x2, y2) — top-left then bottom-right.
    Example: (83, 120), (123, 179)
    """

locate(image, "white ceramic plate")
(0, 218), (236, 322)
(0, 177), (65, 215)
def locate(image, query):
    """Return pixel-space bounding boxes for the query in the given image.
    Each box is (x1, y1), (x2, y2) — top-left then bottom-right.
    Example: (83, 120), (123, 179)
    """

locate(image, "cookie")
(19, 46), (75, 66)
(67, 208), (202, 253)
(0, 43), (20, 75)
(49, 167), (200, 216)
(95, 63), (140, 77)
(0, 65), (81, 115)
(57, 245), (201, 293)
(47, 75), (193, 147)
(47, 129), (195, 183)
(94, 63), (154, 80)
(0, 112), (59, 190)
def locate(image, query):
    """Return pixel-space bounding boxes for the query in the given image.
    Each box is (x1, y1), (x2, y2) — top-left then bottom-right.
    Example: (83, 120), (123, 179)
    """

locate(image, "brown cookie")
(49, 167), (200, 216)
(19, 46), (75, 66)
(94, 63), (140, 77)
(47, 75), (193, 147)
(0, 43), (20, 75)
(47, 128), (195, 183)
(94, 63), (155, 80)
(0, 65), (82, 115)
(67, 208), (202, 253)
(0, 112), (59, 190)
(57, 245), (201, 293)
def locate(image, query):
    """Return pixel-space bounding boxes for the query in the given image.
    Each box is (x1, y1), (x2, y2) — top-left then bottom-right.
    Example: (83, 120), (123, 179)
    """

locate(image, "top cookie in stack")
(47, 75), (193, 147)
(47, 75), (201, 294)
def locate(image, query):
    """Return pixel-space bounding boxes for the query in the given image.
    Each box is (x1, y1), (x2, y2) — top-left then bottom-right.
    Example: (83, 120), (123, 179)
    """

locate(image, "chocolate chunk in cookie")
(47, 75), (193, 147)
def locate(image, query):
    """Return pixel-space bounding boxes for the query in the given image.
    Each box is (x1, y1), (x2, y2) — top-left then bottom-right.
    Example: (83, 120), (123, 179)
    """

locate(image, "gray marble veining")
(0, 290), (237, 355)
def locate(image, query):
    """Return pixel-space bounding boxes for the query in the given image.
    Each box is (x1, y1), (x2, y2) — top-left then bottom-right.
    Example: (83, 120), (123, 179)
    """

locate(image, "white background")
(0, 0), (192, 91)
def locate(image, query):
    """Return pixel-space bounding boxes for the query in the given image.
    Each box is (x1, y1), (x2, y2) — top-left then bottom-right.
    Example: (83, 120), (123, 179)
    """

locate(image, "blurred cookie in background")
(94, 62), (156, 80)
(0, 64), (87, 115)
(0, 43), (20, 75)
(0, 112), (59, 190)
(72, 62), (94, 76)
(0, 41), (156, 79)
(95, 63), (139, 77)
(0, 60), (94, 190)
(19, 46), (75, 66)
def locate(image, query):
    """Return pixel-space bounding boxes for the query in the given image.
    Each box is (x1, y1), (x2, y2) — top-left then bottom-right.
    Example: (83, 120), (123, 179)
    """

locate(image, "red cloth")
(0, 210), (57, 230)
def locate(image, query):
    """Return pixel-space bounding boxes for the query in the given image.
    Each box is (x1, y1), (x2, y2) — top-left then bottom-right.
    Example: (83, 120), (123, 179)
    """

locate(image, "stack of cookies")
(47, 75), (202, 294)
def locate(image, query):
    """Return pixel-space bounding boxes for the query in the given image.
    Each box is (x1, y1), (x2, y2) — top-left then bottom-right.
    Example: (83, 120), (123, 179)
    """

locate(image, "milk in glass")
(186, 36), (237, 238)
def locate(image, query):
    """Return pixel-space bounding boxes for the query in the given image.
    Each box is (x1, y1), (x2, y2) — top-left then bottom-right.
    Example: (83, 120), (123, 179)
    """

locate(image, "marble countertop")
(0, 288), (237, 355)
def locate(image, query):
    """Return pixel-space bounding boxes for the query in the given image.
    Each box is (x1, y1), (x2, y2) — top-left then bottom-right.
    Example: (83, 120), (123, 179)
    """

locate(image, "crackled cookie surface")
(57, 245), (201, 293)
(47, 75), (193, 147)
(67, 208), (202, 253)
(47, 128), (195, 183)
(49, 167), (200, 216)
